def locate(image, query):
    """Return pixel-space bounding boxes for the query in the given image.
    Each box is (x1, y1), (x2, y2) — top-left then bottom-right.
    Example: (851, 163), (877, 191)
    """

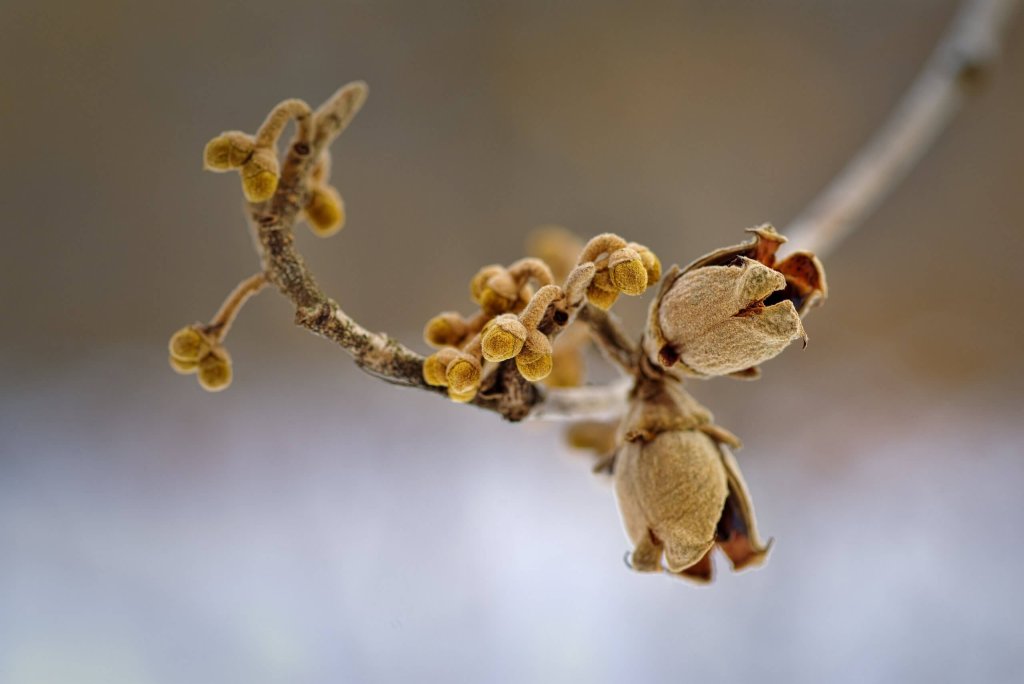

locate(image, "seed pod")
(240, 148), (280, 202)
(608, 247), (648, 295)
(481, 314), (528, 362)
(614, 381), (771, 581)
(306, 185), (346, 237)
(648, 258), (804, 376)
(197, 350), (232, 392)
(203, 131), (254, 171)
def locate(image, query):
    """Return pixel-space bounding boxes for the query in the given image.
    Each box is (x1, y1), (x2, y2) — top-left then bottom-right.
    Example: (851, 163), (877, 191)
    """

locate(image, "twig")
(784, 0), (1020, 257)
(576, 304), (639, 373)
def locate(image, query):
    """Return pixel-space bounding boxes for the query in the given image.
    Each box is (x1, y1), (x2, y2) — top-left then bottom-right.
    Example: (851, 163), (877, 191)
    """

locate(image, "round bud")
(241, 148), (280, 203)
(515, 329), (554, 381)
(470, 265), (503, 302)
(447, 386), (478, 403)
(608, 248), (648, 295)
(480, 314), (528, 362)
(632, 244), (662, 285)
(585, 281), (619, 310)
(168, 354), (198, 375)
(168, 326), (208, 362)
(423, 313), (469, 348)
(197, 351), (232, 392)
(203, 132), (253, 171)
(445, 354), (481, 393)
(306, 185), (345, 237)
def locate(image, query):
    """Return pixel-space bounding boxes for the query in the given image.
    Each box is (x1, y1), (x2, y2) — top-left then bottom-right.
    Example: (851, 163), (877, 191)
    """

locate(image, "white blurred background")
(1, 1), (1023, 682)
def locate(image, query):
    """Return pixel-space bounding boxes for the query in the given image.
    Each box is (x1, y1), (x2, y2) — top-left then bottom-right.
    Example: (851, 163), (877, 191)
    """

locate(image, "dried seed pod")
(648, 257), (805, 376)
(614, 380), (770, 581)
(203, 131), (254, 171)
(168, 325), (210, 362)
(481, 314), (528, 362)
(197, 350), (232, 392)
(423, 313), (470, 348)
(240, 148), (280, 202)
(608, 247), (648, 295)
(515, 329), (553, 381)
(305, 185), (346, 237)
(445, 353), (482, 394)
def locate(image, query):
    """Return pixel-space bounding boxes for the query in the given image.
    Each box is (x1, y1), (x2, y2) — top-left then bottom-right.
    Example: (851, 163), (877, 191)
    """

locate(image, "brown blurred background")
(1, 1), (1022, 682)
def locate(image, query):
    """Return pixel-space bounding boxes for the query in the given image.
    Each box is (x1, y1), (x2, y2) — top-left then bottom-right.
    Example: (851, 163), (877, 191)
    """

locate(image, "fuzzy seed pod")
(305, 185), (345, 237)
(423, 313), (470, 348)
(168, 325), (209, 362)
(608, 248), (648, 295)
(614, 381), (769, 581)
(197, 351), (232, 392)
(515, 329), (554, 381)
(240, 148), (280, 202)
(480, 314), (528, 362)
(203, 132), (254, 171)
(423, 348), (459, 386)
(648, 257), (804, 376)
(446, 353), (482, 394)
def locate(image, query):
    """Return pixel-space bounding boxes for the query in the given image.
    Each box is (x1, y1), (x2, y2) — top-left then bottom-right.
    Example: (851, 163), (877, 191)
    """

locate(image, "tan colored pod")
(615, 429), (728, 573)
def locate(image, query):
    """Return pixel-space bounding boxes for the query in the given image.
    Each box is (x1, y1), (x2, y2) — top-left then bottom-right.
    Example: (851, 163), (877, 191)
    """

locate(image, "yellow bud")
(609, 248), (648, 295)
(586, 280), (619, 310)
(515, 329), (553, 381)
(479, 287), (516, 316)
(168, 355), (198, 375)
(470, 265), (503, 302)
(423, 313), (468, 348)
(423, 348), (458, 386)
(168, 325), (209, 362)
(480, 314), (528, 362)
(447, 386), (478, 403)
(306, 185), (345, 237)
(446, 354), (481, 394)
(203, 131), (253, 171)
(241, 148), (280, 203)
(632, 244), (662, 285)
(197, 351), (232, 392)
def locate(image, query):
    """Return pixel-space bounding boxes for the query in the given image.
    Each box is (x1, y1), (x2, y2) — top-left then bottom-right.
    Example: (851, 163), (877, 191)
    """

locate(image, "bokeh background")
(2, 1), (1023, 682)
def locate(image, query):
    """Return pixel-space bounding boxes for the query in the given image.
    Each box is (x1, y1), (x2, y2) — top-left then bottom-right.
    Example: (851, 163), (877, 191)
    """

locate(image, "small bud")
(423, 348), (458, 386)
(586, 269), (620, 310)
(480, 314), (528, 362)
(470, 265), (503, 302)
(197, 350), (232, 392)
(515, 329), (553, 381)
(446, 353), (481, 393)
(240, 148), (280, 203)
(608, 248), (648, 295)
(168, 355), (198, 375)
(203, 132), (254, 171)
(630, 243), (662, 285)
(168, 325), (209, 362)
(447, 386), (478, 403)
(305, 185), (345, 237)
(424, 313), (469, 348)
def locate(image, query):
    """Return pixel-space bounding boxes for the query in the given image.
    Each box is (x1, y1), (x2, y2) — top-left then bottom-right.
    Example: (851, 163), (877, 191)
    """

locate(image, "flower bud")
(515, 329), (553, 381)
(446, 353), (481, 394)
(629, 243), (662, 285)
(423, 313), (469, 348)
(168, 325), (209, 362)
(168, 355), (199, 375)
(649, 258), (804, 376)
(585, 268), (620, 310)
(203, 132), (254, 171)
(240, 148), (280, 202)
(447, 386), (478, 403)
(197, 350), (232, 392)
(608, 247), (648, 295)
(481, 314), (528, 362)
(305, 185), (345, 237)
(422, 348), (458, 386)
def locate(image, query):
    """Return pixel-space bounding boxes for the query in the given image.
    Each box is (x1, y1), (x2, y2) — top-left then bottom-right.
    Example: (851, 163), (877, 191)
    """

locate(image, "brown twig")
(784, 0), (1020, 257)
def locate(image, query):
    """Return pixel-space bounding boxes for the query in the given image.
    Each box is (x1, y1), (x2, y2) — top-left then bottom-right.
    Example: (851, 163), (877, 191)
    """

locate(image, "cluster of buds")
(167, 325), (233, 392)
(422, 233), (662, 403)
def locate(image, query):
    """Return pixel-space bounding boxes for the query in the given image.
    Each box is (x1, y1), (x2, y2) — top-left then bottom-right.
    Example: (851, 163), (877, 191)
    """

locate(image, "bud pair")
(203, 133), (280, 203)
(168, 325), (233, 391)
